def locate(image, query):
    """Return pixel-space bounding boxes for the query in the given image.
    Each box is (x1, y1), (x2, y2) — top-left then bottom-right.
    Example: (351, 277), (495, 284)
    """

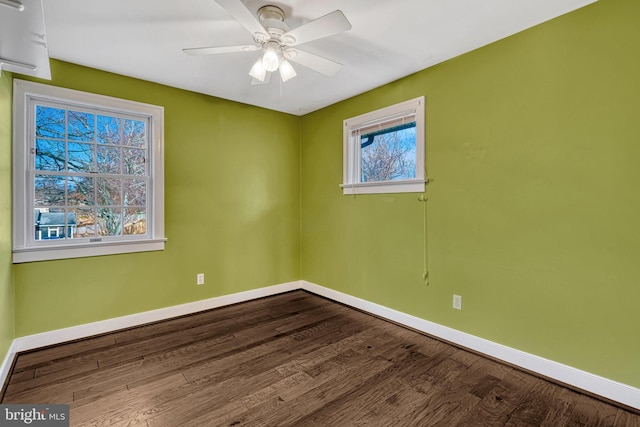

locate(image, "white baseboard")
(2, 279), (638, 411)
(299, 280), (640, 411)
(0, 340), (17, 393)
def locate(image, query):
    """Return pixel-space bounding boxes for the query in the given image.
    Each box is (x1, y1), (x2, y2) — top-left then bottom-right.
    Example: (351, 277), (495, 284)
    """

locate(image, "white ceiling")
(41, 0), (596, 116)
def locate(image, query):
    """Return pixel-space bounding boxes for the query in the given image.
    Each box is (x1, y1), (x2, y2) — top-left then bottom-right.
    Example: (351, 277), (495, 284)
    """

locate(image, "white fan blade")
(286, 49), (342, 76)
(215, 0), (268, 41)
(282, 10), (351, 46)
(251, 72), (272, 85)
(183, 45), (258, 56)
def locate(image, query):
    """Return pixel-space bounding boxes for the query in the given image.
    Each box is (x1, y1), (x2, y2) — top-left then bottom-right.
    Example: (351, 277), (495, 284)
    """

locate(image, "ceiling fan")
(183, 0), (352, 84)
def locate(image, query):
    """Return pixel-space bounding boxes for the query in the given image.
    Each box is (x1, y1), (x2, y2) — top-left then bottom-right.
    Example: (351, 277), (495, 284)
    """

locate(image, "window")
(13, 80), (165, 263)
(342, 96), (425, 195)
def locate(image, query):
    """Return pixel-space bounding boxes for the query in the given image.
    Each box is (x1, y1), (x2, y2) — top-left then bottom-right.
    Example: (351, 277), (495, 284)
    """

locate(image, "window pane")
(97, 178), (122, 206)
(123, 119), (145, 147)
(34, 208), (66, 240)
(35, 175), (65, 207)
(98, 208), (122, 236)
(36, 139), (66, 171)
(71, 207), (96, 238)
(97, 145), (121, 174)
(97, 115), (121, 145)
(123, 179), (146, 206)
(68, 176), (95, 206)
(68, 142), (95, 173)
(124, 208), (146, 235)
(68, 111), (95, 142)
(123, 148), (146, 175)
(360, 124), (416, 182)
(35, 106), (65, 139)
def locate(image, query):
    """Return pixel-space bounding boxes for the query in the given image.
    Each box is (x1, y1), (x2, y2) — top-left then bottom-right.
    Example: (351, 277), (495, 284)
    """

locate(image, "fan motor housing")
(257, 5), (289, 39)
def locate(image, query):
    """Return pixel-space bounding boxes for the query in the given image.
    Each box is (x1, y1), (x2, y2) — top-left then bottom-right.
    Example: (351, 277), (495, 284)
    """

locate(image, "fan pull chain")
(418, 194), (429, 286)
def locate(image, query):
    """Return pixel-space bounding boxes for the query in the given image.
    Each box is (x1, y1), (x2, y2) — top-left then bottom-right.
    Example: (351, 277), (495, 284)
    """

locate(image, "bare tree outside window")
(33, 105), (148, 240)
(361, 126), (416, 182)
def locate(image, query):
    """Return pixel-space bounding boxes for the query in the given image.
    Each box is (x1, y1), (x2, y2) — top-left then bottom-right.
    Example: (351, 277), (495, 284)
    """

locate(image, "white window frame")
(12, 79), (166, 263)
(341, 96), (426, 195)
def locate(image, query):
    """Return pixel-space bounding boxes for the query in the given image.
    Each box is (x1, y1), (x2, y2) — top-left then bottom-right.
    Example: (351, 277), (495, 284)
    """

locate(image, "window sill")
(13, 238), (167, 263)
(340, 179), (426, 195)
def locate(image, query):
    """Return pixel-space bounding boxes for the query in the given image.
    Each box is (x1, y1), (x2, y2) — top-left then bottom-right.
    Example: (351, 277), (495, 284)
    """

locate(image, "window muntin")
(342, 96), (425, 195)
(13, 80), (165, 263)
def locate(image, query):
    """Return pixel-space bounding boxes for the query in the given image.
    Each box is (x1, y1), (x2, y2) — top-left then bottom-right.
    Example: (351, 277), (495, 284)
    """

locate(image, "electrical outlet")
(197, 273), (205, 285)
(453, 294), (462, 310)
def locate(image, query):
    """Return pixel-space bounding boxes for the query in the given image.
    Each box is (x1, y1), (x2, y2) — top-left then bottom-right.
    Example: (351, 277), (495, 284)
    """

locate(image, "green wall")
(13, 60), (301, 336)
(0, 71), (14, 364)
(301, 0), (640, 388)
(5, 0), (640, 393)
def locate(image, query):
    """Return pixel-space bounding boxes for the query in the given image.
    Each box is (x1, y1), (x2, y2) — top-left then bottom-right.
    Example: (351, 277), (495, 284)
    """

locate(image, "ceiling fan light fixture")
(185, 1), (352, 86)
(262, 42), (280, 72)
(249, 57), (267, 81)
(278, 59), (297, 82)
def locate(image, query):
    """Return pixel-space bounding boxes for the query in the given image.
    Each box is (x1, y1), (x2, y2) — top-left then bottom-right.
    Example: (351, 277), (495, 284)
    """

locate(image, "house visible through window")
(13, 80), (165, 263)
(35, 210), (76, 240)
(342, 96), (425, 195)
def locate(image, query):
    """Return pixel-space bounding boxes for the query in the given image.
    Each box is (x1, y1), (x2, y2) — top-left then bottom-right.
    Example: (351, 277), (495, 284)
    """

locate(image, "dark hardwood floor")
(2, 290), (638, 426)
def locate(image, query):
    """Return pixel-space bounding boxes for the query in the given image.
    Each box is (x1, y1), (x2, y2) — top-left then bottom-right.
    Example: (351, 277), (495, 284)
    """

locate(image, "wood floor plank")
(2, 290), (639, 427)
(457, 356), (513, 396)
(141, 369), (284, 426)
(7, 368), (35, 384)
(213, 354), (395, 426)
(238, 342), (401, 425)
(616, 409), (640, 427)
(565, 393), (620, 426)
(503, 378), (562, 426)
(4, 333), (239, 403)
(35, 359), (99, 379)
(180, 313), (365, 385)
(395, 379), (481, 426)
(291, 346), (448, 426)
(446, 365), (539, 426)
(55, 300), (334, 401)
(320, 376), (414, 425)
(350, 379), (433, 426)
(124, 311), (373, 426)
(13, 334), (117, 371)
(25, 292), (325, 377)
(540, 386), (587, 427)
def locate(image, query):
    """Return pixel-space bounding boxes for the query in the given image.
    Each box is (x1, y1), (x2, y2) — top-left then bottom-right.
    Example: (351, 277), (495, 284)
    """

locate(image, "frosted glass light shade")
(278, 59), (297, 82)
(262, 45), (279, 72)
(249, 58), (266, 81)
